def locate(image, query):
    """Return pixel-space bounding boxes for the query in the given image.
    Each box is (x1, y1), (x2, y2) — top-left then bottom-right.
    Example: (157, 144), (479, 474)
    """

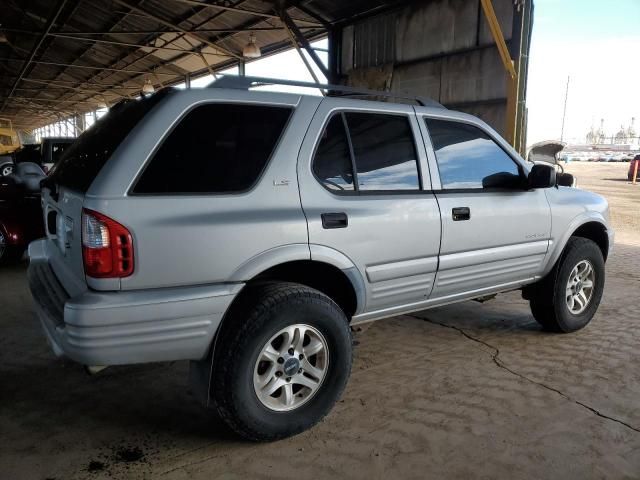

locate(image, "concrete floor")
(1, 162), (639, 479)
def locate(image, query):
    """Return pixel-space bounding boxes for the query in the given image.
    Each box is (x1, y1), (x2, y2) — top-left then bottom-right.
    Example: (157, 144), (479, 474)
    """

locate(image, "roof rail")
(208, 75), (445, 109)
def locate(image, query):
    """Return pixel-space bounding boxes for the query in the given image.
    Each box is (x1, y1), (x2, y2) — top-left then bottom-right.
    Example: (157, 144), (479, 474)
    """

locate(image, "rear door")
(298, 99), (442, 314)
(419, 116), (552, 299)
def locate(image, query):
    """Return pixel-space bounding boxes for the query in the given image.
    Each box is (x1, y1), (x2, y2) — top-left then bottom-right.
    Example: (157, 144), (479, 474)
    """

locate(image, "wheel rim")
(565, 260), (595, 315)
(253, 324), (329, 412)
(1, 164), (13, 176)
(0, 231), (5, 260)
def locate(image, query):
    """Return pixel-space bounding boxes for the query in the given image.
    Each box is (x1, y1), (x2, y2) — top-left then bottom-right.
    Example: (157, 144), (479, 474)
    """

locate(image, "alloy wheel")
(253, 324), (329, 412)
(565, 260), (595, 315)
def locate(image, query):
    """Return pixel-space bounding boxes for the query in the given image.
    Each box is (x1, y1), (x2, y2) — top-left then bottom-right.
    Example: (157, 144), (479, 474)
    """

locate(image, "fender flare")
(309, 244), (366, 315)
(228, 243), (366, 316)
(542, 212), (610, 277)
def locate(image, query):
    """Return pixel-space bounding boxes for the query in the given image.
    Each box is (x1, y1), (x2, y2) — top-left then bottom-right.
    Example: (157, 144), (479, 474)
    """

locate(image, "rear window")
(50, 90), (172, 193)
(133, 103), (292, 194)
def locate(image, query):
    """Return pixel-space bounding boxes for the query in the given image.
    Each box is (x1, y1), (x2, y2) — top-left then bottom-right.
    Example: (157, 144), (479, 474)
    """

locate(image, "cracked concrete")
(413, 314), (640, 435)
(1, 163), (639, 479)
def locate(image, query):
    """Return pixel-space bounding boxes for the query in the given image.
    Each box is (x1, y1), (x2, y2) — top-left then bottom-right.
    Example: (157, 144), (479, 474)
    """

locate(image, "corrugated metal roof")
(2, 0), (403, 130)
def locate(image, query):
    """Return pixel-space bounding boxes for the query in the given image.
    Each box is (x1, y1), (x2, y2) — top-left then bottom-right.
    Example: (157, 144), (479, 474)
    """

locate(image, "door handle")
(452, 207), (470, 221)
(321, 212), (348, 229)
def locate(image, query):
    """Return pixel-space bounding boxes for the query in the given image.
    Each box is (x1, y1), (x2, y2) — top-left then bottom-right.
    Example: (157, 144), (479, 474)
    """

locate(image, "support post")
(280, 9), (329, 80)
(480, 0), (518, 147)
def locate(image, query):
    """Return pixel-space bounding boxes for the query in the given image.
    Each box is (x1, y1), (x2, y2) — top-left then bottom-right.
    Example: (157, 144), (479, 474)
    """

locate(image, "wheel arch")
(229, 244), (365, 320)
(190, 251), (364, 408)
(571, 221), (609, 261)
(542, 216), (611, 278)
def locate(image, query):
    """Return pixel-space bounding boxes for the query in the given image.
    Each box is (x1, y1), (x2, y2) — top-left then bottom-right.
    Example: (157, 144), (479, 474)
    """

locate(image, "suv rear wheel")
(528, 237), (605, 332)
(211, 282), (352, 441)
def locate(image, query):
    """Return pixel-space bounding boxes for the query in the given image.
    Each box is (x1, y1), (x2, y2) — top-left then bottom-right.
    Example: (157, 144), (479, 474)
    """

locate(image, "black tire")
(211, 282), (352, 441)
(529, 237), (605, 333)
(0, 162), (14, 177)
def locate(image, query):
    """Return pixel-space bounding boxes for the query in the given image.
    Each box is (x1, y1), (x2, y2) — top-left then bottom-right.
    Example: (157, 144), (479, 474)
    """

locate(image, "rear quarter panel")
(85, 90), (321, 290)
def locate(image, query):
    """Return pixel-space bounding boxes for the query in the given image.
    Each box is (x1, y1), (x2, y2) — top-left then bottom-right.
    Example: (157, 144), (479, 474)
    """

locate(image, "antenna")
(560, 76), (570, 142)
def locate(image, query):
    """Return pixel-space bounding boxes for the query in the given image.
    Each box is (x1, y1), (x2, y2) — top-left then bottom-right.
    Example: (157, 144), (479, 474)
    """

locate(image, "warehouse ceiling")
(1, 0), (402, 131)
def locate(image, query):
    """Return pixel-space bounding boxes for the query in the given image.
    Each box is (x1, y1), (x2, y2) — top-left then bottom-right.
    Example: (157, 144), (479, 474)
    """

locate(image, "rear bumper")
(27, 239), (242, 366)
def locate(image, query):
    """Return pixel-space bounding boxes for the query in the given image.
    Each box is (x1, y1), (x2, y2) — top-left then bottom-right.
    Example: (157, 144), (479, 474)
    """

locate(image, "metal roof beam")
(279, 8), (329, 79)
(111, 0), (243, 59)
(48, 33), (233, 56)
(1, 0), (69, 113)
(171, 0), (322, 26)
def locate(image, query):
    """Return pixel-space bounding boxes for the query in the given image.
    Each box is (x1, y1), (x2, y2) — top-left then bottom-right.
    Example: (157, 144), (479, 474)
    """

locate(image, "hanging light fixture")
(242, 33), (261, 58)
(142, 79), (155, 94)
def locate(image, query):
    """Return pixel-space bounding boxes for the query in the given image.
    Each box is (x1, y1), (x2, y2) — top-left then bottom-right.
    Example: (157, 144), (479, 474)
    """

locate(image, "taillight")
(81, 208), (134, 278)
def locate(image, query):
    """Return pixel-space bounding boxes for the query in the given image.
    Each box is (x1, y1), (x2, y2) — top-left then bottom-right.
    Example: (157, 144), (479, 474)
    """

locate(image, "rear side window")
(51, 90), (172, 193)
(425, 118), (520, 189)
(312, 115), (355, 192)
(134, 103), (291, 194)
(346, 113), (420, 191)
(312, 112), (420, 193)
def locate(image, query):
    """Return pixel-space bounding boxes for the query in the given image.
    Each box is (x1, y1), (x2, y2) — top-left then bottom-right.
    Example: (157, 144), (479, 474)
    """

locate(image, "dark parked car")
(628, 155), (640, 181)
(14, 144), (42, 164)
(41, 137), (74, 172)
(0, 162), (46, 264)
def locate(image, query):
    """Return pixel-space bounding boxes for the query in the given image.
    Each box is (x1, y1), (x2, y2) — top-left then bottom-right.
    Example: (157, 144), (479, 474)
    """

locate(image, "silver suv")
(28, 77), (613, 441)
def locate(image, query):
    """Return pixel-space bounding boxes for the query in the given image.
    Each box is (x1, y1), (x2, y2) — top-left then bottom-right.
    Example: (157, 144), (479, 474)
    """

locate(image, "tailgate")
(41, 186), (87, 297)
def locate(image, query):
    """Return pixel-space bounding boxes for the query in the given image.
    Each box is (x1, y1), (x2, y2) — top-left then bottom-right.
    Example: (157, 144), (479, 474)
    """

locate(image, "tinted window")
(425, 119), (520, 189)
(51, 89), (172, 192)
(134, 103), (291, 194)
(345, 113), (420, 191)
(312, 115), (355, 192)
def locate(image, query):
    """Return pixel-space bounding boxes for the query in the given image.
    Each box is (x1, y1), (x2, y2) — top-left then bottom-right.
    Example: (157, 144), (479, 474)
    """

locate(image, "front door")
(420, 116), (552, 300)
(298, 99), (442, 314)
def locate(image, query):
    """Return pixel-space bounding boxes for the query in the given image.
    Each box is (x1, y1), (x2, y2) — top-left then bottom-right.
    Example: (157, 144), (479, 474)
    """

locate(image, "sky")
(526, 0), (640, 146)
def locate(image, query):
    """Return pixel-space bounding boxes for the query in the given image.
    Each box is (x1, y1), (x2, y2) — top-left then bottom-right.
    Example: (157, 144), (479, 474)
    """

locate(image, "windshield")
(50, 89), (172, 193)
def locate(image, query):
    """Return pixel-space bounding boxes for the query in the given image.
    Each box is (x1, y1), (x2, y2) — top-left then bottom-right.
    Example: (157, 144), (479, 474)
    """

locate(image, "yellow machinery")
(0, 118), (21, 155)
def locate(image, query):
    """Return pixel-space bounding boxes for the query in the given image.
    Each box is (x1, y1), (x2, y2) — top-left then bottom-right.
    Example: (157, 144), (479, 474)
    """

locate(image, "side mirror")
(557, 172), (575, 187)
(528, 164), (556, 189)
(482, 172), (526, 189)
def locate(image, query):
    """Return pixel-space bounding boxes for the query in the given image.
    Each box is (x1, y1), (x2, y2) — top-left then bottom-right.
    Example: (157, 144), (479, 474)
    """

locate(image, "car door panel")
(419, 116), (552, 299)
(298, 99), (442, 312)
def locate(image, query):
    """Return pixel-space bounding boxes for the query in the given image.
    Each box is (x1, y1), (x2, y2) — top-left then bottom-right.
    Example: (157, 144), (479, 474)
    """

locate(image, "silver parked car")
(28, 77), (613, 441)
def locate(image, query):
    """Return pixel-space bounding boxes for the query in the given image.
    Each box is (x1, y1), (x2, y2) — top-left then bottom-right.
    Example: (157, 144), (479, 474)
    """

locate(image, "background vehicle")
(0, 155), (14, 177)
(0, 118), (20, 156)
(527, 140), (576, 186)
(13, 144), (42, 165)
(0, 118), (21, 177)
(27, 78), (613, 442)
(40, 137), (74, 172)
(0, 162), (46, 264)
(628, 155), (640, 181)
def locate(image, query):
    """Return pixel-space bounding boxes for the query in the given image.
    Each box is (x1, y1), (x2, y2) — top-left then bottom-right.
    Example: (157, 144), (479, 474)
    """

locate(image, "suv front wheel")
(528, 237), (605, 332)
(211, 282), (352, 441)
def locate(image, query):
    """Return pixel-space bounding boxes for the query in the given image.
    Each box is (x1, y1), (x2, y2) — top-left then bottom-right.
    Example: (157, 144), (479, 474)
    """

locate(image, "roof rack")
(208, 75), (445, 109)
